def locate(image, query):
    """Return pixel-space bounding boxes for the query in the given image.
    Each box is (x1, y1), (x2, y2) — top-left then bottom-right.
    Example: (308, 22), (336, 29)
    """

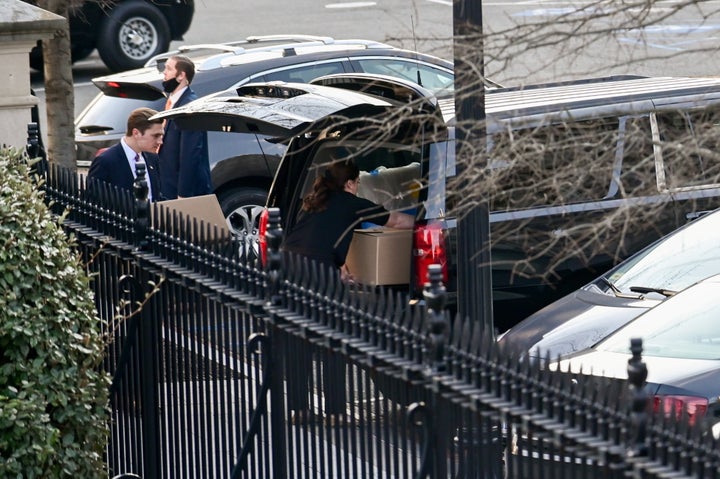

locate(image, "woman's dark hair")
(302, 159), (360, 212)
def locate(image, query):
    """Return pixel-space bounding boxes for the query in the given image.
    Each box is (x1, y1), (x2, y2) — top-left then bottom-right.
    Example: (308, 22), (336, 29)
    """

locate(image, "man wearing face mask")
(158, 54), (212, 200)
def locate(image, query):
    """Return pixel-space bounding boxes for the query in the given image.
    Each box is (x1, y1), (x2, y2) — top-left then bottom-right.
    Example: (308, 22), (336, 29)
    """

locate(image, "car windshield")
(603, 209), (720, 294)
(598, 279), (720, 360)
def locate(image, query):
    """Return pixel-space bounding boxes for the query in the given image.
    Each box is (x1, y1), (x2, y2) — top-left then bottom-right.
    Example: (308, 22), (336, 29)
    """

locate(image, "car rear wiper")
(629, 286), (677, 297)
(78, 125), (114, 134)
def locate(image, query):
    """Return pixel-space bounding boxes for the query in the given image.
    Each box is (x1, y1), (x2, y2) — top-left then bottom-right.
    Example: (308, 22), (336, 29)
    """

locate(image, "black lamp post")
(453, 0), (494, 333)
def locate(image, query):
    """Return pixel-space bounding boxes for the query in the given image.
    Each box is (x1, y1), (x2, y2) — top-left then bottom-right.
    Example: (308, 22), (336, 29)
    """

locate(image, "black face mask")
(162, 77), (180, 93)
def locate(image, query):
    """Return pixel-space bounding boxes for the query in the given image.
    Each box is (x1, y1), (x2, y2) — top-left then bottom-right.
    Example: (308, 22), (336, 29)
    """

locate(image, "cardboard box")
(157, 194), (231, 241)
(345, 228), (413, 286)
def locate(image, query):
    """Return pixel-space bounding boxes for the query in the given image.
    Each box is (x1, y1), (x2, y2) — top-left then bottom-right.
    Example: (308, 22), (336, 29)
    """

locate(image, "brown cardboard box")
(156, 194), (231, 241)
(345, 228), (413, 286)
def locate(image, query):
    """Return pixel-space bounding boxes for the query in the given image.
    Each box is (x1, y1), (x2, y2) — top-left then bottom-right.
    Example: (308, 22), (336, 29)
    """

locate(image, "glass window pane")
(658, 107), (720, 189)
(353, 58), (454, 97)
(263, 62), (346, 83)
(487, 118), (620, 210)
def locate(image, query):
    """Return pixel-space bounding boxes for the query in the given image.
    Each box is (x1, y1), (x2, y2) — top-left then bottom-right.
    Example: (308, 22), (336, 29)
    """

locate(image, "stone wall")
(0, 0), (64, 149)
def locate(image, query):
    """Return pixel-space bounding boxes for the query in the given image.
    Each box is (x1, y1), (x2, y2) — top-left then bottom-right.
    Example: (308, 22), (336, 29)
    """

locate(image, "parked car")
(498, 206), (720, 360)
(554, 274), (720, 427)
(27, 0), (195, 72)
(74, 35), (455, 247)
(154, 74), (720, 331)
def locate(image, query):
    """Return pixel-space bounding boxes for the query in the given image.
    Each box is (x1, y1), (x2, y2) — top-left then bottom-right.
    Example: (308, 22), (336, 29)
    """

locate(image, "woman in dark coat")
(282, 159), (414, 422)
(283, 159), (414, 280)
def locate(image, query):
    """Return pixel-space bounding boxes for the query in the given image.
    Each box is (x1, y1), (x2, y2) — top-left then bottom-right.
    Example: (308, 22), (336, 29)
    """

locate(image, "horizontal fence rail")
(36, 150), (720, 479)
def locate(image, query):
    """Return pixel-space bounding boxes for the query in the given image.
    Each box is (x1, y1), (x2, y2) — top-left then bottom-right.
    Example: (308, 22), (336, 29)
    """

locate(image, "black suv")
(75, 35), (454, 248)
(153, 74), (720, 330)
(28, 0), (194, 72)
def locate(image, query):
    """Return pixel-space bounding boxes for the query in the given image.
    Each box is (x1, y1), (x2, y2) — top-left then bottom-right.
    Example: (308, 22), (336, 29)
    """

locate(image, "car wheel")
(97, 1), (170, 72)
(217, 187), (268, 261)
(29, 39), (96, 72)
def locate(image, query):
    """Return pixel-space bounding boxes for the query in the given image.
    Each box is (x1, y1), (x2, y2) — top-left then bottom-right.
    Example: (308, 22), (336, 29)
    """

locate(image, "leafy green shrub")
(0, 149), (109, 478)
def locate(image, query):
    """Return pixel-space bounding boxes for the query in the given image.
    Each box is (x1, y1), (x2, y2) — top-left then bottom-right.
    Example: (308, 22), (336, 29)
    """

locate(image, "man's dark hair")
(126, 107), (162, 136)
(171, 54), (196, 84)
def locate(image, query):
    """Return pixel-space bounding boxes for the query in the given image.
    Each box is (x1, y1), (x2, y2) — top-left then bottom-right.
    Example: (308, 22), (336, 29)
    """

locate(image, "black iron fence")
(38, 153), (720, 478)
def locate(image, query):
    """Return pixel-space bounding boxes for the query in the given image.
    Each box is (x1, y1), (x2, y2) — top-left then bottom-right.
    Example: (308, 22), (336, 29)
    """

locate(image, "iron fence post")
(425, 264), (448, 373)
(135, 269), (161, 479)
(131, 166), (158, 477)
(627, 338), (649, 459)
(26, 122), (47, 176)
(423, 264), (450, 479)
(265, 207), (288, 478)
(26, 122), (40, 158)
(133, 163), (150, 250)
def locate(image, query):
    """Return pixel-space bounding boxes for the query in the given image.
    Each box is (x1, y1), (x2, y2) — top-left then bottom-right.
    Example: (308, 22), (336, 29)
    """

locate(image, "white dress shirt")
(120, 137), (153, 201)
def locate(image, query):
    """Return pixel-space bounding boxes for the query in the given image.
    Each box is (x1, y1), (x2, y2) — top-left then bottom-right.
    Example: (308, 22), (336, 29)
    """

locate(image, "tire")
(97, 1), (170, 72)
(217, 187), (268, 261)
(71, 45), (95, 63)
(29, 43), (95, 72)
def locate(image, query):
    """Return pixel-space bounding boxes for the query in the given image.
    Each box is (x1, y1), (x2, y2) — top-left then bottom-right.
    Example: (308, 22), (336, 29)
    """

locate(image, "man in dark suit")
(158, 54), (212, 200)
(88, 107), (164, 202)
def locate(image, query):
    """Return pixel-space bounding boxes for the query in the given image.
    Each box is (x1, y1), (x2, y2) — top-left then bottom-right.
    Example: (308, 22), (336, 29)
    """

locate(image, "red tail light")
(653, 395), (708, 426)
(258, 208), (270, 267)
(412, 222), (449, 289)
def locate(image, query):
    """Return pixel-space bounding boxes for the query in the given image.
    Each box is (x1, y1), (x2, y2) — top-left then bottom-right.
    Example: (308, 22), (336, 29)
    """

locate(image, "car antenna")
(411, 14), (423, 87)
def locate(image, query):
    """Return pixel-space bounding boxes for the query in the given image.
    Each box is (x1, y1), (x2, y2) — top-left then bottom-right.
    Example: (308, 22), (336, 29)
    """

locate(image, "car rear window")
(352, 58), (454, 98)
(77, 95), (166, 134)
(294, 141), (423, 223)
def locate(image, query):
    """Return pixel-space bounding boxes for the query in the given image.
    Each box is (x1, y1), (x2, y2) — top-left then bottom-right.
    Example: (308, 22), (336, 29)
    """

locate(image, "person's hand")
(340, 264), (355, 284)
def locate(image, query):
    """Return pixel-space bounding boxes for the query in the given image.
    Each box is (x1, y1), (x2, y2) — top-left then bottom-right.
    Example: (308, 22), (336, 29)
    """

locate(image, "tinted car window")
(78, 95), (166, 134)
(291, 141), (423, 225)
(351, 58), (454, 97)
(487, 118), (619, 210)
(262, 61), (347, 83)
(658, 106), (720, 190)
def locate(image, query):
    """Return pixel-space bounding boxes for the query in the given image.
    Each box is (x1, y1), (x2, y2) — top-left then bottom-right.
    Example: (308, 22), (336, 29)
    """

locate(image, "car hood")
(498, 285), (661, 359)
(151, 79), (443, 139)
(557, 350), (720, 398)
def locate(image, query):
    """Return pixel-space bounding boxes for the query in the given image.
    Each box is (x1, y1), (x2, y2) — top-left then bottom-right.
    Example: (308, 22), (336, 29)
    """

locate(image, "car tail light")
(105, 81), (129, 98)
(258, 208), (270, 267)
(653, 395), (709, 426)
(412, 222), (448, 289)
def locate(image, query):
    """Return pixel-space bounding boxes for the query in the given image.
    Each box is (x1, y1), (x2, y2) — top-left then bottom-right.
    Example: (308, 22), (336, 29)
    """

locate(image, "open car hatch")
(150, 76), (442, 139)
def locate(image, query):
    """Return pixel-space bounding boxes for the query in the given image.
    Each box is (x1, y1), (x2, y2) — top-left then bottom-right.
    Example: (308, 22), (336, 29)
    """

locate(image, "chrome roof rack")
(145, 35), (391, 71)
(211, 39), (391, 70)
(144, 35), (338, 68)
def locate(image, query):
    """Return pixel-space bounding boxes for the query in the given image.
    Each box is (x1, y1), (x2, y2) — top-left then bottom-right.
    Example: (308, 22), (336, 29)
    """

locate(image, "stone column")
(0, 0), (64, 149)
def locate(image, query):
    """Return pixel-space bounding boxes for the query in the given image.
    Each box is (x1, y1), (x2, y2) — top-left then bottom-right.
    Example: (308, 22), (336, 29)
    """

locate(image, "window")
(352, 58), (454, 97)
(657, 107), (720, 190)
(616, 115), (656, 197)
(487, 118), (620, 210)
(296, 141), (423, 220)
(262, 62), (346, 83)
